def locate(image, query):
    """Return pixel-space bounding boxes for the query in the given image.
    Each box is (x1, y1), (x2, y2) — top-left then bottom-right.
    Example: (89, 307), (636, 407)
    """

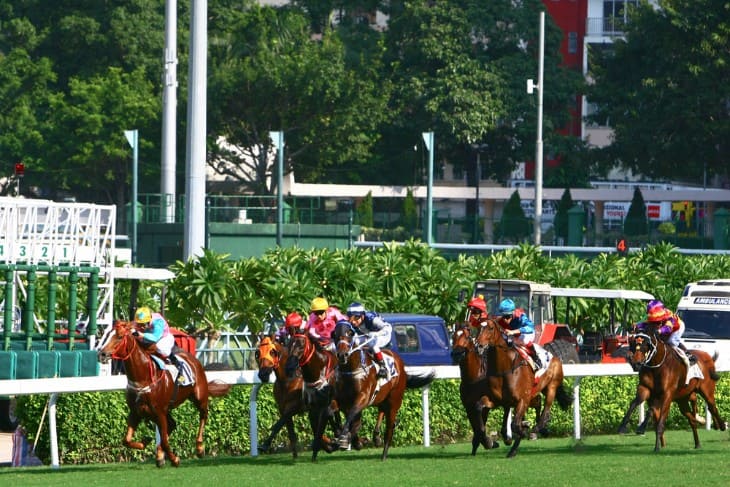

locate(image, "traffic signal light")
(14, 162), (25, 178)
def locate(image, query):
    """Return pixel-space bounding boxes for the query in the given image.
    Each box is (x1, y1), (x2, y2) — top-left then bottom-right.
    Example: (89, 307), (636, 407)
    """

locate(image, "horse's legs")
(677, 398), (701, 449)
(507, 401), (529, 458)
(652, 397), (673, 452)
(381, 402), (400, 461)
(260, 408), (296, 454)
(373, 411), (384, 447)
(122, 413), (149, 450)
(698, 383), (727, 431)
(153, 412), (179, 468)
(285, 418), (298, 458)
(618, 385), (650, 434)
(466, 403), (491, 455)
(192, 397), (210, 459)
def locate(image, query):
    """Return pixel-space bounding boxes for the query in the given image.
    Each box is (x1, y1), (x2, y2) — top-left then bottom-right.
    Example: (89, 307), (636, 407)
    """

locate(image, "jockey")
(306, 297), (346, 352)
(133, 306), (184, 384)
(639, 300), (696, 370)
(346, 302), (393, 378)
(466, 296), (488, 335)
(495, 298), (542, 370)
(275, 311), (304, 343)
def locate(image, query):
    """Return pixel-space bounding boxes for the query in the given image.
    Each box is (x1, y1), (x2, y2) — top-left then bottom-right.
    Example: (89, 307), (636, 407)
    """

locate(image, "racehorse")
(627, 330), (726, 451)
(474, 319), (572, 458)
(450, 325), (544, 455)
(284, 330), (341, 462)
(256, 334), (304, 457)
(97, 320), (231, 467)
(333, 321), (435, 461)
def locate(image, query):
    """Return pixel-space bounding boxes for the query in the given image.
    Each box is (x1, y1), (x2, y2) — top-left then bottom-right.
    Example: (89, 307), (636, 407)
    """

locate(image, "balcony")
(586, 17), (628, 38)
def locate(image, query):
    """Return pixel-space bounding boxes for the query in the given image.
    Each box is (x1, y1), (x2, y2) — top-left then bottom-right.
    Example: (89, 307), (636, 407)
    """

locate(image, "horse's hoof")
(491, 441), (500, 449)
(337, 434), (351, 450)
(529, 432), (538, 441)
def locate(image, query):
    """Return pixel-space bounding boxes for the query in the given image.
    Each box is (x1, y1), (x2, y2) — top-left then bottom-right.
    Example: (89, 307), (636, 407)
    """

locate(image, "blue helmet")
(497, 299), (516, 315)
(346, 302), (366, 317)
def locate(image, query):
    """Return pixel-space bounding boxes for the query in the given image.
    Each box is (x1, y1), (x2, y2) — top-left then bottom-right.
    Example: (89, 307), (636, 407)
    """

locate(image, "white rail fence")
(1, 363), (724, 469)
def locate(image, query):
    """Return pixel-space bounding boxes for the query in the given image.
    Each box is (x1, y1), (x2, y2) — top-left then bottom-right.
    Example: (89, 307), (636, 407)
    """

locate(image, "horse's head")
(627, 333), (655, 371)
(474, 319), (503, 355)
(285, 332), (308, 377)
(333, 320), (355, 365)
(97, 320), (136, 364)
(450, 325), (472, 364)
(256, 335), (283, 383)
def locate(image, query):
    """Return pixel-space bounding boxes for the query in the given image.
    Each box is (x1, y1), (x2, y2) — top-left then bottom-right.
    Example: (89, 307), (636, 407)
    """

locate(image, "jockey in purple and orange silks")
(133, 306), (184, 384)
(637, 299), (696, 371)
(305, 297), (346, 352)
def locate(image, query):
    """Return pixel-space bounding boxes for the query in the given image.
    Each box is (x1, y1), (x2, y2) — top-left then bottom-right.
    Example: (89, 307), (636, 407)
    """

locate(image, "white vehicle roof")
(550, 287), (655, 301)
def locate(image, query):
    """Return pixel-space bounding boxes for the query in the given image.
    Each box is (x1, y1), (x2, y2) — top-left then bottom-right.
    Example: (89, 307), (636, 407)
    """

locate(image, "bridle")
(631, 332), (666, 368)
(256, 336), (281, 369)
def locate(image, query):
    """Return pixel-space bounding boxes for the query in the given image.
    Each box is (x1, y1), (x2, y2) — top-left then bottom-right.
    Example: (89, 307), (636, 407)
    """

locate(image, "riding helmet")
(135, 306), (152, 324)
(497, 299), (516, 315)
(346, 302), (366, 317)
(310, 297), (329, 312)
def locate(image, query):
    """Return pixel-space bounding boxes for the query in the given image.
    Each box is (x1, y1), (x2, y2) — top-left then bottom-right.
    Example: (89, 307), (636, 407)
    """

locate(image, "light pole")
(471, 144), (488, 244)
(124, 129), (139, 264)
(527, 11), (545, 246)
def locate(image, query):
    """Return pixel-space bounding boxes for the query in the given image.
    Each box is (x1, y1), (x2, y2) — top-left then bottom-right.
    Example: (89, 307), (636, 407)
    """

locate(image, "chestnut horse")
(333, 321), (435, 460)
(97, 320), (231, 467)
(627, 331), (726, 451)
(284, 331), (340, 462)
(474, 319), (572, 458)
(256, 334), (352, 457)
(256, 334), (304, 457)
(450, 325), (543, 455)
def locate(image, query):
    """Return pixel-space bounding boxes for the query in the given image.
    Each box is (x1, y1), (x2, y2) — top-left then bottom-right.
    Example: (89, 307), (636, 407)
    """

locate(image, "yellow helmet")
(135, 306), (153, 324)
(310, 297), (329, 312)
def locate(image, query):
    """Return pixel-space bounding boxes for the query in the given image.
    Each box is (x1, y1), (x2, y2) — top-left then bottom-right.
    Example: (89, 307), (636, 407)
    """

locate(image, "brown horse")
(256, 334), (304, 457)
(333, 321), (435, 460)
(450, 325), (544, 455)
(97, 320), (231, 467)
(627, 331), (726, 451)
(284, 330), (340, 462)
(474, 319), (572, 458)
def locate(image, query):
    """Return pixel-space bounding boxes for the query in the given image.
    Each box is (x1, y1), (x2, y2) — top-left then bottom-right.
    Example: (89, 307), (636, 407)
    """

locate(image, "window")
(568, 32), (578, 54)
(393, 324), (419, 353)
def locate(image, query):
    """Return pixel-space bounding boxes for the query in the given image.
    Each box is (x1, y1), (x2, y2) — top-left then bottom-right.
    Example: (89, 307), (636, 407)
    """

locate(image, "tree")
(624, 187), (648, 237)
(553, 189), (574, 243)
(586, 0), (730, 185)
(401, 188), (417, 234)
(357, 191), (374, 227)
(207, 4), (390, 194)
(379, 0), (584, 185)
(496, 190), (531, 243)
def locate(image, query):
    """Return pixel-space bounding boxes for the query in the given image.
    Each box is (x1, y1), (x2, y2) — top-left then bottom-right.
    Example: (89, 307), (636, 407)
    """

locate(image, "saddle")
(149, 354), (194, 386)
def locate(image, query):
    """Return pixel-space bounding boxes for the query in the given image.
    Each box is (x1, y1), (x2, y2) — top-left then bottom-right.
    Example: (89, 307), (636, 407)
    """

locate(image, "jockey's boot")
(374, 352), (388, 379)
(529, 345), (542, 370)
(168, 352), (185, 385)
(678, 342), (697, 365)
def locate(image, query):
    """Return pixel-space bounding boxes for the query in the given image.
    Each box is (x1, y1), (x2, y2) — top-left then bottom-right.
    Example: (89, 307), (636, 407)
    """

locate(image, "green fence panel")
(37, 351), (60, 378)
(15, 351), (38, 379)
(0, 351), (16, 380)
(58, 351), (81, 378)
(79, 351), (99, 376)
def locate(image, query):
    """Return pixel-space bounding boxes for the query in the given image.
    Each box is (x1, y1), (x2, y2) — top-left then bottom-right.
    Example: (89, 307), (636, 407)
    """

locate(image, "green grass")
(2, 430), (729, 486)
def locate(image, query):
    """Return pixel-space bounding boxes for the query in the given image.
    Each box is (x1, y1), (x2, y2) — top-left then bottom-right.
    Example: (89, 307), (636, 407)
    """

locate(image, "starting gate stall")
(0, 197), (116, 379)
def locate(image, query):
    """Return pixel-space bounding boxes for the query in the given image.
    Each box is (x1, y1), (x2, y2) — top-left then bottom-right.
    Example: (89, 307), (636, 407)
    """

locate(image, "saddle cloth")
(150, 355), (195, 386)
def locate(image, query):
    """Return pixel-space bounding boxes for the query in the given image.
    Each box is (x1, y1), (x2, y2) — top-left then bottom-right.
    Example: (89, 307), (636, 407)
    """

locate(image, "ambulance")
(675, 279), (730, 372)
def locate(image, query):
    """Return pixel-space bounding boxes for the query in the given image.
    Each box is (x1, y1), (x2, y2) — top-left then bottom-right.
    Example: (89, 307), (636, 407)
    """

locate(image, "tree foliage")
(586, 0), (730, 185)
(554, 188), (574, 242)
(624, 187), (648, 236)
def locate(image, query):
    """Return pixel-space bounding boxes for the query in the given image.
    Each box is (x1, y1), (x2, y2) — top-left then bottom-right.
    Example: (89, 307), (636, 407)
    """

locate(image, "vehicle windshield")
(676, 309), (730, 339)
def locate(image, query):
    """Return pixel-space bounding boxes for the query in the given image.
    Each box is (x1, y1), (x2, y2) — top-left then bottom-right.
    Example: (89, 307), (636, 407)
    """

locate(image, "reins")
(635, 332), (666, 369)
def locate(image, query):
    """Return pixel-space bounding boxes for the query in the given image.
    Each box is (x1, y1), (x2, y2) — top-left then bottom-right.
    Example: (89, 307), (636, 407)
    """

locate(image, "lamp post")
(471, 144), (488, 244)
(124, 129), (139, 264)
(527, 11), (545, 246)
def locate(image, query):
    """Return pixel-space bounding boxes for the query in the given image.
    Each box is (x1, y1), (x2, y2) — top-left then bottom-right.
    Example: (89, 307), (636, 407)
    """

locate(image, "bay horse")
(97, 320), (231, 467)
(627, 330), (726, 451)
(450, 325), (544, 455)
(474, 319), (572, 458)
(333, 321), (435, 461)
(284, 330), (341, 462)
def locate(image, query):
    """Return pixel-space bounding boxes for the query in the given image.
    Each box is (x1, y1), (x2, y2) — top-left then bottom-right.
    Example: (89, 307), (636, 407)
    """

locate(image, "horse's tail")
(556, 381), (573, 410)
(405, 369), (436, 389)
(207, 380), (232, 397)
